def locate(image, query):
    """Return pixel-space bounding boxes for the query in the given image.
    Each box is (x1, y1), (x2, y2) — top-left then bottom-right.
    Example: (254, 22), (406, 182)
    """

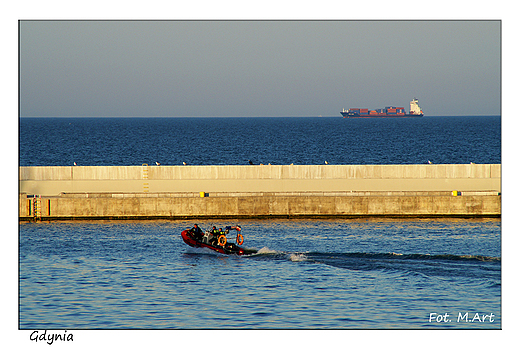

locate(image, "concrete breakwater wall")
(20, 164), (501, 195)
(19, 164), (501, 220)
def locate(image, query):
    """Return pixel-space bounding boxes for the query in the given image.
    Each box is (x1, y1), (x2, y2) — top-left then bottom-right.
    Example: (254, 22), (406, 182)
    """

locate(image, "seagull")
(155, 162), (160, 166)
(428, 160), (433, 164)
(73, 162), (77, 166)
(183, 162), (187, 166)
(325, 161), (329, 165)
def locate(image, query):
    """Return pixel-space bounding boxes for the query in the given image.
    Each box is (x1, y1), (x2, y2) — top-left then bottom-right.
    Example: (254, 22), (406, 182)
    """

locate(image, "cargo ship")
(341, 98), (424, 118)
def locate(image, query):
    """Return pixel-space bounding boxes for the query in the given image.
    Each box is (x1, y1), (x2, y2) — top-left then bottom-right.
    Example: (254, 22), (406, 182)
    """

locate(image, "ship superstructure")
(341, 98), (424, 118)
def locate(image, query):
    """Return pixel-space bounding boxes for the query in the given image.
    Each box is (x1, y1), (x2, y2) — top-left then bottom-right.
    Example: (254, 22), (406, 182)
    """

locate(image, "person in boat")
(207, 226), (218, 245)
(190, 224), (204, 241)
(218, 227), (228, 235)
(209, 227), (229, 246)
(209, 226), (225, 235)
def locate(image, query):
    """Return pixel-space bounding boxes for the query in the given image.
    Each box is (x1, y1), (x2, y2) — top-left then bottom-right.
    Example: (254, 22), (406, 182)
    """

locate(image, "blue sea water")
(19, 116), (501, 166)
(18, 116), (501, 330)
(19, 218), (500, 329)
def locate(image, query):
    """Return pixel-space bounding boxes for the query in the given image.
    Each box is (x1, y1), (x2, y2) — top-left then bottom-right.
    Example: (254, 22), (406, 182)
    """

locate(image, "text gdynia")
(29, 330), (73, 345)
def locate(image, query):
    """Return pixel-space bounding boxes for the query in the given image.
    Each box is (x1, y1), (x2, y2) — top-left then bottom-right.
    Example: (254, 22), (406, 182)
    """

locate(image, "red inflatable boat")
(181, 225), (257, 255)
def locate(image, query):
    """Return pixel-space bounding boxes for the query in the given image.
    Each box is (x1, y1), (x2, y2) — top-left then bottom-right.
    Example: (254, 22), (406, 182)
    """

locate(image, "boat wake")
(255, 246), (280, 255)
(288, 253), (308, 262)
(248, 249), (500, 280)
(245, 247), (308, 262)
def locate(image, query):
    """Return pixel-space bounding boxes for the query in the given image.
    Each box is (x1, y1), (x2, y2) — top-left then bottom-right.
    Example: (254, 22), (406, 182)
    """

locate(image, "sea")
(19, 116), (500, 166)
(18, 116), (502, 332)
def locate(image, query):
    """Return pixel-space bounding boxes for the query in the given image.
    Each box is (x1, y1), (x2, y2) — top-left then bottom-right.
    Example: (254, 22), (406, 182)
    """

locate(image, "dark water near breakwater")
(19, 116), (501, 166)
(19, 218), (500, 329)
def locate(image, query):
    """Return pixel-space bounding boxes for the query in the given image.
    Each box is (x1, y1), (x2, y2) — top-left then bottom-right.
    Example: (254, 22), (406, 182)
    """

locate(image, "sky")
(19, 20), (500, 117)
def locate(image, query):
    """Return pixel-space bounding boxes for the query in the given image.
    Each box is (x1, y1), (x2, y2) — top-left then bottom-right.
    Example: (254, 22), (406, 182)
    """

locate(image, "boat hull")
(181, 229), (256, 255)
(341, 112), (423, 118)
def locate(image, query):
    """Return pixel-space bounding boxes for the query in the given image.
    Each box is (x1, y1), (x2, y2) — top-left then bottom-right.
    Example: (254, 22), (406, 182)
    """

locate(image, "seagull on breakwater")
(73, 162), (77, 166)
(155, 162), (160, 166)
(325, 161), (329, 165)
(428, 160), (433, 164)
(183, 162), (187, 165)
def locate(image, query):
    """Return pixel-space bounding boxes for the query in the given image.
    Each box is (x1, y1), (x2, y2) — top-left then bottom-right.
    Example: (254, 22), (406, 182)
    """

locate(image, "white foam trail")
(289, 253), (308, 262)
(256, 246), (280, 254)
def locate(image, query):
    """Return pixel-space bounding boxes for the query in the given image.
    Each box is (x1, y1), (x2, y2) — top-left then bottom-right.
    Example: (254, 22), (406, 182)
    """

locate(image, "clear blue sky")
(20, 20), (500, 117)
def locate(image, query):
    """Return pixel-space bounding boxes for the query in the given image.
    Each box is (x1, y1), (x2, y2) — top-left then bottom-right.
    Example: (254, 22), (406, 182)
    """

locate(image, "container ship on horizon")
(341, 98), (424, 118)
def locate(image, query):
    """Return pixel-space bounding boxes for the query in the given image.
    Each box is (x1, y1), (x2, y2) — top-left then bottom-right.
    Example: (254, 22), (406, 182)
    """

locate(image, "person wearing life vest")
(208, 226), (222, 245)
(210, 227), (228, 236)
(214, 227), (228, 246)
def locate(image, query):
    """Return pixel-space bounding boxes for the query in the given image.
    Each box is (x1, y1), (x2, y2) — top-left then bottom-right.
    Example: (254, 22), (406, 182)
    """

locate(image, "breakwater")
(19, 164), (501, 220)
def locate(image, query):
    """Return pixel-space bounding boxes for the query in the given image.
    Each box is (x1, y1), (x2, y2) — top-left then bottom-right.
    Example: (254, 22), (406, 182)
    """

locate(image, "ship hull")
(341, 112), (424, 118)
